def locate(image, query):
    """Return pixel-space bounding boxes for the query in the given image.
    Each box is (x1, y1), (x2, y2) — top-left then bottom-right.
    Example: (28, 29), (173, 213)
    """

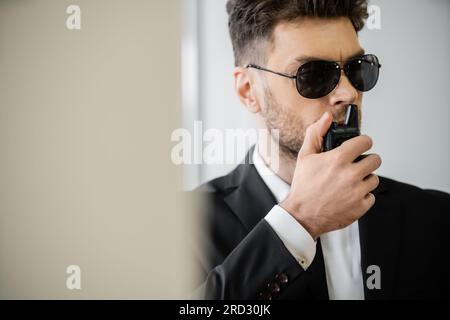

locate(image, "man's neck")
(257, 136), (297, 185)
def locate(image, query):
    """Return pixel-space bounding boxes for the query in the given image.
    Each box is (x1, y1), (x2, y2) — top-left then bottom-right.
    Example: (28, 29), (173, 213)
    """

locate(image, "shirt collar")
(252, 144), (291, 203)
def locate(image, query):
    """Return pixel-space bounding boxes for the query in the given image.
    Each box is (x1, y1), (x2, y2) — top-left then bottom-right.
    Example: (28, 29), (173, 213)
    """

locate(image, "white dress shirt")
(253, 146), (365, 300)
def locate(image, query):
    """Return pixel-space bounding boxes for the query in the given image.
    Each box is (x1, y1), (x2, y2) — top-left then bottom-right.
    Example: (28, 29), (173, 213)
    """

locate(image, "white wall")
(185, 0), (450, 193)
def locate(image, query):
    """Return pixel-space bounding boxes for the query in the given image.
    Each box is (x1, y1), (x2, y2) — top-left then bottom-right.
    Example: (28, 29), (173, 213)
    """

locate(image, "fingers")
(352, 191), (376, 220)
(361, 174), (380, 194)
(353, 154), (382, 179)
(336, 135), (374, 163)
(298, 112), (333, 159)
(349, 174), (379, 219)
(361, 192), (376, 212)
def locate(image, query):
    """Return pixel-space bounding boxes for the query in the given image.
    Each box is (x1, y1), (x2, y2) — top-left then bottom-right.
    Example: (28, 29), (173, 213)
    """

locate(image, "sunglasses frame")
(246, 54), (382, 99)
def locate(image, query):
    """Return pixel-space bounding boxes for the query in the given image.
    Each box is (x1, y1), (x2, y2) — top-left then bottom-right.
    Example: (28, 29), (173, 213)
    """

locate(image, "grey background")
(184, 0), (450, 193)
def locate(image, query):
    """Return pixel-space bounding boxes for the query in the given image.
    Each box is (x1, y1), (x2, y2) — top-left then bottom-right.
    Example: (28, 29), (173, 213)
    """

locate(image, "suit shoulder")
(192, 163), (246, 198)
(188, 169), (240, 222)
(193, 173), (237, 198)
(379, 176), (450, 205)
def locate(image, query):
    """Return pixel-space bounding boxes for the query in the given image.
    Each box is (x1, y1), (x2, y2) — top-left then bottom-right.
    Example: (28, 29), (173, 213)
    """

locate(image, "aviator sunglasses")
(246, 54), (381, 99)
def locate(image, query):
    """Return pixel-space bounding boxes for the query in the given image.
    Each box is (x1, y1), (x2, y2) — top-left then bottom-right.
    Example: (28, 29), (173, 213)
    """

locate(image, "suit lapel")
(359, 178), (402, 299)
(222, 147), (328, 299)
(223, 147), (278, 231)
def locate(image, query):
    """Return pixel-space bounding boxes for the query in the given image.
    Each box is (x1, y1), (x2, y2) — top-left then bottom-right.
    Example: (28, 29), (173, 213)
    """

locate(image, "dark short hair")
(226, 0), (369, 66)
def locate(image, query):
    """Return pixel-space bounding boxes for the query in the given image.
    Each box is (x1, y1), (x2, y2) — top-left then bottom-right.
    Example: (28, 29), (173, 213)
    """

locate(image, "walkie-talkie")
(324, 104), (360, 152)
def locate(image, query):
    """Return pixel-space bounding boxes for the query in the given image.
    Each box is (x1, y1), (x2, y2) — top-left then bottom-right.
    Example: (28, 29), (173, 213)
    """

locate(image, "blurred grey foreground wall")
(0, 0), (197, 298)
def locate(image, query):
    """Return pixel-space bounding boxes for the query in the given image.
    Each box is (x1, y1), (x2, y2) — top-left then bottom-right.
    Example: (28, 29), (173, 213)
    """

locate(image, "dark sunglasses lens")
(346, 54), (380, 92)
(297, 61), (340, 99)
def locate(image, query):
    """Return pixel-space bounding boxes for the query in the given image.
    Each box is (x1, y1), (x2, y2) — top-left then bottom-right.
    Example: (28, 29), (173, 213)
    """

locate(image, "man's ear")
(233, 67), (261, 113)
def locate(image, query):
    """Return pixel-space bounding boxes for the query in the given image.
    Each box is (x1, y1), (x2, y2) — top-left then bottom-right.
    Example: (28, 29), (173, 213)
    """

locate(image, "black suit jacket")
(193, 148), (450, 299)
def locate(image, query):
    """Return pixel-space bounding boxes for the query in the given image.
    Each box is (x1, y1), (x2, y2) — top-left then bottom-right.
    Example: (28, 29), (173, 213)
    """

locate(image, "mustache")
(332, 111), (349, 124)
(309, 108), (361, 127)
(332, 107), (361, 125)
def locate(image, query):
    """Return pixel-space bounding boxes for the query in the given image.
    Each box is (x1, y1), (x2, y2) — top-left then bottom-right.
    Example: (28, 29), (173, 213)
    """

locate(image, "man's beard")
(261, 88), (306, 161)
(261, 87), (363, 161)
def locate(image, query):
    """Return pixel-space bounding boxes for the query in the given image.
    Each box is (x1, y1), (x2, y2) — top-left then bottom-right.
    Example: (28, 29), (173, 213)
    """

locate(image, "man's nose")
(328, 70), (359, 107)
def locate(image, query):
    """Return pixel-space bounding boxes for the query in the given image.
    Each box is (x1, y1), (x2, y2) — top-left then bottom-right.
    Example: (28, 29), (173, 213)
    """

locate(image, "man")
(193, 0), (450, 300)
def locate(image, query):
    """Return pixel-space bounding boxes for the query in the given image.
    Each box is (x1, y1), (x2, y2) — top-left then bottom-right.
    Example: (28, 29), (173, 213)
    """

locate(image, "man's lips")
(312, 110), (352, 127)
(333, 109), (356, 125)
(332, 113), (347, 125)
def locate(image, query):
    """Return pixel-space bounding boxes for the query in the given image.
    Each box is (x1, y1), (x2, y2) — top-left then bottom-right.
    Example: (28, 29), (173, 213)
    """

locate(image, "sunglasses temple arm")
(246, 64), (296, 79)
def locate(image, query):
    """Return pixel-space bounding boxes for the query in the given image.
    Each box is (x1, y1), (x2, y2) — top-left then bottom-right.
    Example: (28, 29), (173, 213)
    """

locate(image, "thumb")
(298, 112), (333, 158)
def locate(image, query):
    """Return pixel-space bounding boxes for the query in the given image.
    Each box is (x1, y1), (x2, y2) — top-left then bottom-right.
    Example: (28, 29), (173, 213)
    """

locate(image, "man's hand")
(280, 112), (382, 240)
